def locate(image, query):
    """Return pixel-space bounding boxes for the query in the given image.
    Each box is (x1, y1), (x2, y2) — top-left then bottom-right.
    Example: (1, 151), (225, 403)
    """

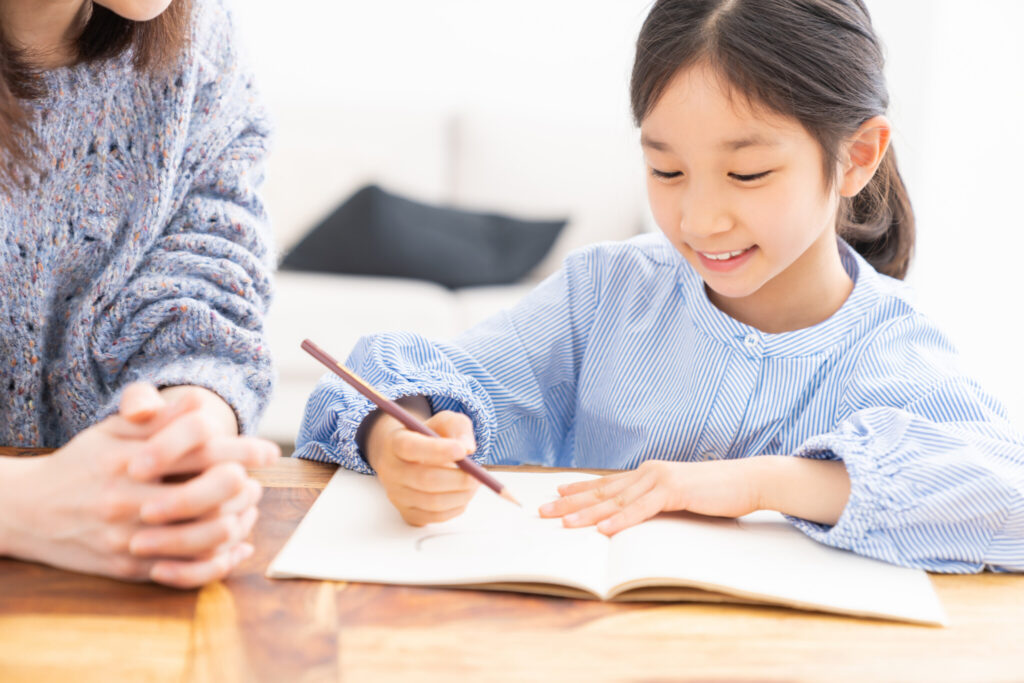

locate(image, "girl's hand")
(0, 412), (264, 588)
(538, 459), (764, 536)
(364, 408), (480, 526)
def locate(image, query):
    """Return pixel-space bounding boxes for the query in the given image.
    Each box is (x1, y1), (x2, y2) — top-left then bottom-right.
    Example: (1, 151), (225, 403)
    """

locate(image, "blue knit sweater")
(0, 0), (275, 447)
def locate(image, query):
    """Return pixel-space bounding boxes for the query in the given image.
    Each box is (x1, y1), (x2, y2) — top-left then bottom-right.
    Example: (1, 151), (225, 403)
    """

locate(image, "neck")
(708, 229), (854, 334)
(0, 0), (90, 69)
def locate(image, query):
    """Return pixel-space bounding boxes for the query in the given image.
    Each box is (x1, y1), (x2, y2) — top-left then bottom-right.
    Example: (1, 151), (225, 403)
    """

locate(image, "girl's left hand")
(538, 459), (764, 536)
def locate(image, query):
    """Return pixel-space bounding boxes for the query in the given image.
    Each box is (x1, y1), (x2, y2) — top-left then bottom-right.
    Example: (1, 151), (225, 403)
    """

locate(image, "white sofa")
(258, 106), (651, 445)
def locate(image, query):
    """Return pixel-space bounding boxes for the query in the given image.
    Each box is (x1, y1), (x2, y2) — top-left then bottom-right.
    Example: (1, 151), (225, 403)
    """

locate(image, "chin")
(97, 0), (174, 22)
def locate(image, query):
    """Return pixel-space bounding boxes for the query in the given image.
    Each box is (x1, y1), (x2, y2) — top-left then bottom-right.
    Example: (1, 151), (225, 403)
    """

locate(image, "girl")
(0, 0), (279, 588)
(296, 0), (1024, 572)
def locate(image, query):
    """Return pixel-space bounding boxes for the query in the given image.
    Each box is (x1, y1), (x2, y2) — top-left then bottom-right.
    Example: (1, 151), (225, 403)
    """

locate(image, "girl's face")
(94, 0), (173, 21)
(642, 64), (848, 326)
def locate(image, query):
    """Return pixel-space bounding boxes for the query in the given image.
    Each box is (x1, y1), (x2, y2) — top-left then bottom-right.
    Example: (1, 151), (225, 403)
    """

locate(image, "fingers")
(149, 436), (280, 478)
(427, 411), (477, 453)
(594, 491), (667, 536)
(149, 542), (254, 589)
(139, 462), (252, 524)
(128, 410), (235, 480)
(540, 471), (667, 536)
(539, 473), (633, 519)
(129, 506), (259, 559)
(119, 383), (166, 423)
(400, 506), (473, 526)
(555, 472), (630, 497)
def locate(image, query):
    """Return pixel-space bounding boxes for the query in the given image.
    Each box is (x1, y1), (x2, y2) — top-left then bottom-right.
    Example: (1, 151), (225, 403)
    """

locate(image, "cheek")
(646, 180), (679, 234)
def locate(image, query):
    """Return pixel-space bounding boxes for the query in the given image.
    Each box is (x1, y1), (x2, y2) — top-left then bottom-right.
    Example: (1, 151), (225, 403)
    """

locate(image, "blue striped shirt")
(296, 234), (1024, 573)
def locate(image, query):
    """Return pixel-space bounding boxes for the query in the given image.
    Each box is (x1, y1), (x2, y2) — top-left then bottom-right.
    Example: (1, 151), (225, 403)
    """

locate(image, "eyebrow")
(640, 133), (780, 152)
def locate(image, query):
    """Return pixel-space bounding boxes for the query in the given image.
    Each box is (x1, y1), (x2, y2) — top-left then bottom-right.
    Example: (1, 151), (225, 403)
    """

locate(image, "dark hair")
(0, 1), (192, 190)
(631, 0), (914, 279)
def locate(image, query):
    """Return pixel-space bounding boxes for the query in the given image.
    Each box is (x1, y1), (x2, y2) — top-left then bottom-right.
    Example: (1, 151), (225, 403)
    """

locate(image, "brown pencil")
(301, 339), (522, 507)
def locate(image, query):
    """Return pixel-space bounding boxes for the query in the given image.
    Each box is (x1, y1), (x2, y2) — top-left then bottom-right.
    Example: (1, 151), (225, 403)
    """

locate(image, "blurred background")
(227, 1), (1024, 445)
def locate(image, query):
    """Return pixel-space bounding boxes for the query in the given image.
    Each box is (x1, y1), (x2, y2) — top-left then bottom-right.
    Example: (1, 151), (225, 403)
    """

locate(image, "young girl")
(0, 0), (279, 588)
(296, 0), (1024, 572)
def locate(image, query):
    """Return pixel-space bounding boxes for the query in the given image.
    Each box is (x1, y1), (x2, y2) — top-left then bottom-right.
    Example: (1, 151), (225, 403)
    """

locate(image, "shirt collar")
(674, 237), (884, 358)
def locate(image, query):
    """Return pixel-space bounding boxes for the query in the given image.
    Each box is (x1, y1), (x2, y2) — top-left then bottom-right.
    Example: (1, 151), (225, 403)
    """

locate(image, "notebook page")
(268, 470), (613, 595)
(606, 509), (946, 625)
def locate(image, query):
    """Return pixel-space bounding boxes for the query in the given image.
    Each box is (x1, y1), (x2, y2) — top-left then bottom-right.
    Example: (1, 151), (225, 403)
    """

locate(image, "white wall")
(232, 0), (1024, 423)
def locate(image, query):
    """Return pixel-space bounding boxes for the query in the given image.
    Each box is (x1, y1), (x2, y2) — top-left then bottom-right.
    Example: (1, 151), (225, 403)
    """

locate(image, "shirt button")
(742, 333), (761, 356)
(702, 451), (717, 461)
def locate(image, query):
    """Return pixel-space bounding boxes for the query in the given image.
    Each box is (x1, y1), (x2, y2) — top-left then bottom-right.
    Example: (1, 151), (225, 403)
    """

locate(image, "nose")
(679, 186), (731, 239)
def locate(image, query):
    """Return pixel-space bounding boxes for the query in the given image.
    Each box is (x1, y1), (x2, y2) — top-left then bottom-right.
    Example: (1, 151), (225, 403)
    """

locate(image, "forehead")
(641, 63), (806, 149)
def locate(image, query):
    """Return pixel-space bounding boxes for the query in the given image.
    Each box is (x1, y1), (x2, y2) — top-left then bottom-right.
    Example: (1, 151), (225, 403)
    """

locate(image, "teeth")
(702, 248), (749, 261)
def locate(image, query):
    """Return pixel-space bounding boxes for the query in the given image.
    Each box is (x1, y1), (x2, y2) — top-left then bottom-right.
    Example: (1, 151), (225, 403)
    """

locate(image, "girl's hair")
(631, 0), (914, 279)
(0, 0), (192, 190)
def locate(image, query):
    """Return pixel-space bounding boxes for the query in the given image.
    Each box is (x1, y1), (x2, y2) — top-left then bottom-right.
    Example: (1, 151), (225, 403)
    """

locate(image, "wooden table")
(2, 454), (1023, 682)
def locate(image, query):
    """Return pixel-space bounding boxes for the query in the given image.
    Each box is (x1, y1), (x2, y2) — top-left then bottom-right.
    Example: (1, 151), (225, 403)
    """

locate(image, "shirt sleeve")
(90, 5), (275, 435)
(787, 314), (1024, 573)
(294, 247), (601, 473)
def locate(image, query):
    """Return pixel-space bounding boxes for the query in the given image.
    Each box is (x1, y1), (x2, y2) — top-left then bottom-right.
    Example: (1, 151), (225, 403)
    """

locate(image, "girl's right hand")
(364, 409), (480, 526)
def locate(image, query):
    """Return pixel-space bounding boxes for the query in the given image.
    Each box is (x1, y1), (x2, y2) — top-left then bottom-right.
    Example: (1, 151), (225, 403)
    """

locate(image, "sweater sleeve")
(294, 247), (601, 473)
(786, 315), (1024, 573)
(90, 2), (275, 434)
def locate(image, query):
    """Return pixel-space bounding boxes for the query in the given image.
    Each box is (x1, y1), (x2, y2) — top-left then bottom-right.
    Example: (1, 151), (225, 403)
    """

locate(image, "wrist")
(751, 455), (851, 525)
(0, 455), (41, 558)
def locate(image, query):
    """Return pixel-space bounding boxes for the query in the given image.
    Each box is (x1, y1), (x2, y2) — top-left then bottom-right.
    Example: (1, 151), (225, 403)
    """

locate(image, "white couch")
(258, 106), (651, 445)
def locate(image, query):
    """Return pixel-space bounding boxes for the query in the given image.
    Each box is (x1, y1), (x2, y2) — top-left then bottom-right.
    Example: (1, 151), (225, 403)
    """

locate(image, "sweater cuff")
(100, 357), (272, 436)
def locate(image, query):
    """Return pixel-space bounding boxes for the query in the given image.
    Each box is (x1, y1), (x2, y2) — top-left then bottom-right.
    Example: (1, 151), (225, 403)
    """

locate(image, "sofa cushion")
(280, 185), (566, 289)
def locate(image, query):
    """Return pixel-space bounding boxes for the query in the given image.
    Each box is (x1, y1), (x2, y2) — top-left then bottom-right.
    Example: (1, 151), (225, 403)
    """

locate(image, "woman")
(0, 0), (279, 587)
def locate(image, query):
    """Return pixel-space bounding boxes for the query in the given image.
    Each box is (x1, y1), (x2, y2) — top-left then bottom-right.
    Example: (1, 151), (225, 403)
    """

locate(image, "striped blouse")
(296, 233), (1024, 573)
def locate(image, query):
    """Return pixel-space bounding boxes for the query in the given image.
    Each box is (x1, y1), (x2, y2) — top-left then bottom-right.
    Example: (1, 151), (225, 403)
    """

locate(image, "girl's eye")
(650, 168), (682, 179)
(730, 170), (772, 183)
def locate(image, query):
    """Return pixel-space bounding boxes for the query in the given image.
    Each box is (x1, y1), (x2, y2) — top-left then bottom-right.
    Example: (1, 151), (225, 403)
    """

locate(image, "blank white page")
(268, 470), (612, 595)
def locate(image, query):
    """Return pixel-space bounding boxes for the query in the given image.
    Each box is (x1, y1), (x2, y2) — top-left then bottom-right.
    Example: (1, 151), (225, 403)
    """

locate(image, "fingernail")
(565, 513), (580, 525)
(539, 503), (554, 515)
(597, 520), (613, 534)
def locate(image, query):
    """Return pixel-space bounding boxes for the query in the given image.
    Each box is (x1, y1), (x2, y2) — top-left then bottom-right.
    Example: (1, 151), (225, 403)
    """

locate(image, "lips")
(694, 245), (756, 272)
(699, 248), (751, 261)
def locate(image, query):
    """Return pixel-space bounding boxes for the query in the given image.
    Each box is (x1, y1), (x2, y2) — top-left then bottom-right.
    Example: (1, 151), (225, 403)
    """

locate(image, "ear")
(838, 115), (892, 198)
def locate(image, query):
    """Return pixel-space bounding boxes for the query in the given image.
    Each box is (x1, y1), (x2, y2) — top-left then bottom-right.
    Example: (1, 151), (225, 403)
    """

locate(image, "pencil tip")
(500, 489), (523, 508)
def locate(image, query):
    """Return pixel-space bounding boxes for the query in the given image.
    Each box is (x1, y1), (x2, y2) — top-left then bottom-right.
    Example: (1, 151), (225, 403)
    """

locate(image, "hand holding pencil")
(302, 340), (521, 526)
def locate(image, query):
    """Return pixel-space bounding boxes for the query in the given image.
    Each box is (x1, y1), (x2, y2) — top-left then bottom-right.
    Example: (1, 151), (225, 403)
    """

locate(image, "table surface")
(1, 454), (1023, 682)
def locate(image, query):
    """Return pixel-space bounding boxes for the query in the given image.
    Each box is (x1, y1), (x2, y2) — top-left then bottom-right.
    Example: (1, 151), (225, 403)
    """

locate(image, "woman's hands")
(362, 399), (480, 527)
(0, 383), (280, 588)
(539, 456), (852, 535)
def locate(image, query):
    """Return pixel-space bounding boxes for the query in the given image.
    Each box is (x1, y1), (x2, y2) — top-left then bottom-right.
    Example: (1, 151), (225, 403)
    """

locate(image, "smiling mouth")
(698, 247), (753, 261)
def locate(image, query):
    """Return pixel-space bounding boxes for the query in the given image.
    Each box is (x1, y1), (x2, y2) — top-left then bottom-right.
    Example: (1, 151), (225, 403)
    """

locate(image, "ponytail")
(839, 145), (915, 280)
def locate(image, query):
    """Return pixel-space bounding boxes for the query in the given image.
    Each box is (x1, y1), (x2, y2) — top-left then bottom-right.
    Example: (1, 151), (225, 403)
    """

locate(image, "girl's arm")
(783, 314), (1024, 573)
(295, 246), (603, 473)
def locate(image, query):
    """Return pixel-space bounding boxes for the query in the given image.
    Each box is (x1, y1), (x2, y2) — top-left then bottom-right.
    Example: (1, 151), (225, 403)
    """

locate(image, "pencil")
(301, 339), (522, 507)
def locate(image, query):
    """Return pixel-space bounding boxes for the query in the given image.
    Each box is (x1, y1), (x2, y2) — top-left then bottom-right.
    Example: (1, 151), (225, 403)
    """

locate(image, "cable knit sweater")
(0, 0), (274, 447)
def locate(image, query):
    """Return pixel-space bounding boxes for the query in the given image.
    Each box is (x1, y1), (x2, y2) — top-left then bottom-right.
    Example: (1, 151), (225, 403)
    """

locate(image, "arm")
(782, 316), (1024, 573)
(295, 247), (602, 473)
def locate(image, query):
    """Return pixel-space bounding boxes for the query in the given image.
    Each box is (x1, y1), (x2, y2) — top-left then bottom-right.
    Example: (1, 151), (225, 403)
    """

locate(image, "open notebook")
(267, 469), (947, 626)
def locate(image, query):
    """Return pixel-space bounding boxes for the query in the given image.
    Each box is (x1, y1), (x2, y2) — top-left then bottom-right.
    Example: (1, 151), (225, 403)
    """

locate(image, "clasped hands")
(4, 383), (279, 588)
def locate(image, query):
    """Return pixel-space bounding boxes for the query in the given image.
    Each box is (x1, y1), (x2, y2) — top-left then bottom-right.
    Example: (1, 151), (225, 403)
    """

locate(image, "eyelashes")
(649, 168), (773, 183)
